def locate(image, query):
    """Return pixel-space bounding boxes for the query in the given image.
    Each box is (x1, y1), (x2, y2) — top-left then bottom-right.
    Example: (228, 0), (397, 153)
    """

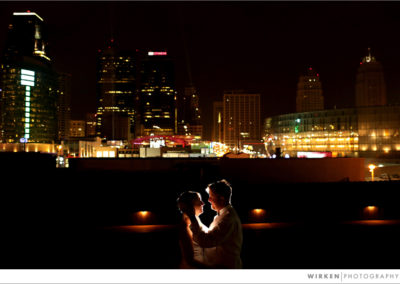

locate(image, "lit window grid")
(271, 128), (400, 156)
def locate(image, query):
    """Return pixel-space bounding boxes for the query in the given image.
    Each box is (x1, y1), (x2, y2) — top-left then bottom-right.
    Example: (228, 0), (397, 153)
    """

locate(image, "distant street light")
(368, 164), (376, 181)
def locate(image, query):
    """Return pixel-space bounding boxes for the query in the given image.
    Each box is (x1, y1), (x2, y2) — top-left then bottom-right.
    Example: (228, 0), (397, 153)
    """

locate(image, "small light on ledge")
(249, 208), (268, 223)
(362, 205), (381, 220)
(132, 211), (155, 225)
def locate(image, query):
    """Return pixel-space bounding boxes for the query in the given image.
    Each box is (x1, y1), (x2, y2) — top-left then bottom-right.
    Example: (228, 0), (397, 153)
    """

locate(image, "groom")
(187, 179), (243, 269)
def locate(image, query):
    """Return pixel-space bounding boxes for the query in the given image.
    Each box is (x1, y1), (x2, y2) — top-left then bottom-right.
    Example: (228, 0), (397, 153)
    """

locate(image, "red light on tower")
(27, 10), (31, 13)
(309, 67), (312, 71)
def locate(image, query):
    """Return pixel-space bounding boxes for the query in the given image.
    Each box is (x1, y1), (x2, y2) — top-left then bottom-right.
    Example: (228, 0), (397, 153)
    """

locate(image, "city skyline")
(1, 2), (400, 139)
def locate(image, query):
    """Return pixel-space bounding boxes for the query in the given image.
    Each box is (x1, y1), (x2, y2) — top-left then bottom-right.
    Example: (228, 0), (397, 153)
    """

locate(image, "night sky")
(1, 1), (400, 139)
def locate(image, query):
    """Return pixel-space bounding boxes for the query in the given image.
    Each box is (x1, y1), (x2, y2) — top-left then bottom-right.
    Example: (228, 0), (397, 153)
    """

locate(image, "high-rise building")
(0, 11), (58, 144)
(69, 120), (86, 138)
(57, 73), (71, 141)
(296, 67), (324, 113)
(212, 101), (223, 142)
(223, 90), (260, 149)
(178, 85), (203, 138)
(355, 48), (387, 107)
(139, 51), (176, 136)
(96, 40), (136, 141)
(85, 113), (97, 137)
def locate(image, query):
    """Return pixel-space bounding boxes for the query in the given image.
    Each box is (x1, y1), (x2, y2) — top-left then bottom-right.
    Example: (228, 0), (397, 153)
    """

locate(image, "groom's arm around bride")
(188, 180), (243, 269)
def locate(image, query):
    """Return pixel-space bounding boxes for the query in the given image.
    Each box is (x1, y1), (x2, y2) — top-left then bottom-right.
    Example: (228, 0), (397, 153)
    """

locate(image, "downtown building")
(138, 50), (177, 136)
(0, 11), (59, 153)
(265, 50), (400, 159)
(212, 101), (223, 143)
(96, 40), (136, 141)
(296, 67), (324, 112)
(177, 85), (203, 138)
(223, 90), (261, 149)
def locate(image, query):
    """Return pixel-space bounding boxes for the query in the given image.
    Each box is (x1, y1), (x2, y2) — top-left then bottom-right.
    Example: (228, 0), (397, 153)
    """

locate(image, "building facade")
(96, 41), (136, 141)
(0, 12), (58, 145)
(265, 106), (400, 158)
(57, 73), (71, 141)
(355, 48), (386, 107)
(296, 67), (324, 113)
(223, 91), (261, 149)
(69, 120), (86, 138)
(177, 85), (202, 138)
(212, 101), (223, 142)
(139, 51), (176, 136)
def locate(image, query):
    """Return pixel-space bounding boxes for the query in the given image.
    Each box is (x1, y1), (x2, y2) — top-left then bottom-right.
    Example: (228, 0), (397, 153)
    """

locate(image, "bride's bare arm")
(178, 217), (210, 269)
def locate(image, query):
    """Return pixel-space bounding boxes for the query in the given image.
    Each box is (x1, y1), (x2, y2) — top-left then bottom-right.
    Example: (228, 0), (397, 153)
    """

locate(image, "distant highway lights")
(368, 164), (376, 181)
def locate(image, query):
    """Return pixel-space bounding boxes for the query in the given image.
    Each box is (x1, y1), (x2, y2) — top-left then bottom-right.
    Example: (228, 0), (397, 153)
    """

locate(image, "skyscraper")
(0, 11), (58, 144)
(57, 73), (72, 141)
(178, 85), (203, 138)
(223, 91), (260, 149)
(96, 40), (136, 141)
(355, 48), (387, 107)
(139, 51), (176, 136)
(212, 101), (223, 142)
(296, 67), (324, 113)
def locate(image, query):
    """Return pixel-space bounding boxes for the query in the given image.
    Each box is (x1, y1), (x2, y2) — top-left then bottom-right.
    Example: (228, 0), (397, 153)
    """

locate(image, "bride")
(177, 191), (210, 269)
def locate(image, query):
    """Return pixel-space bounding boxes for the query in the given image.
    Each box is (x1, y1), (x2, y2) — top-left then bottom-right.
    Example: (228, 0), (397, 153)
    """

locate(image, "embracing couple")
(177, 179), (243, 269)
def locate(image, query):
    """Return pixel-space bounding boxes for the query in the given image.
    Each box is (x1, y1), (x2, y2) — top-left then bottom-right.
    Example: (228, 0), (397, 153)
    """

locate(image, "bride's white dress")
(179, 217), (208, 268)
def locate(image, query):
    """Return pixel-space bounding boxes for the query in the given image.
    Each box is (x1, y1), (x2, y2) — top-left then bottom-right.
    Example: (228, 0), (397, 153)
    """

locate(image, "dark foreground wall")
(0, 167), (399, 269)
(69, 157), (365, 183)
(1, 153), (399, 269)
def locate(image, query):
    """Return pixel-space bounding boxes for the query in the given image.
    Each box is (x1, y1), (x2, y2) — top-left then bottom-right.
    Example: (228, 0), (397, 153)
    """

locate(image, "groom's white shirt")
(190, 204), (243, 268)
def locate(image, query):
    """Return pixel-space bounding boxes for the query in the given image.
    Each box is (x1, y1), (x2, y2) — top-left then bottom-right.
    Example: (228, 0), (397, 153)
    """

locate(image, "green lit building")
(0, 12), (58, 145)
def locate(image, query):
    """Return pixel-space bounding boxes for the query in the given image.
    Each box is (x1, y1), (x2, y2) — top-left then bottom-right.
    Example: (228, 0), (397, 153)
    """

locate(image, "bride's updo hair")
(177, 191), (200, 213)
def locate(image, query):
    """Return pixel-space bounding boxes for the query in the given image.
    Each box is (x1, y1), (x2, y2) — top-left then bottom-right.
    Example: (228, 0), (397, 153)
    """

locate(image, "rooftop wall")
(69, 157), (365, 183)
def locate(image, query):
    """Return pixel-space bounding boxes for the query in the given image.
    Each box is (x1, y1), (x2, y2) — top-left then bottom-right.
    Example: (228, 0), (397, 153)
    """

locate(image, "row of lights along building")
(1, 11), (400, 160)
(265, 48), (400, 159)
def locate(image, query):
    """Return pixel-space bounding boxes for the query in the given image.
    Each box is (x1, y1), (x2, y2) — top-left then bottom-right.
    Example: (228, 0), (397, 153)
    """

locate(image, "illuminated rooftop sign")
(148, 51), (167, 56)
(13, 12), (43, 21)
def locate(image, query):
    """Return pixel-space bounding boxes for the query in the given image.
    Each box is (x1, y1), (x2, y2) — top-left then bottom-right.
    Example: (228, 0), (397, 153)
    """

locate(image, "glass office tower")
(96, 41), (136, 141)
(139, 51), (176, 136)
(0, 12), (58, 144)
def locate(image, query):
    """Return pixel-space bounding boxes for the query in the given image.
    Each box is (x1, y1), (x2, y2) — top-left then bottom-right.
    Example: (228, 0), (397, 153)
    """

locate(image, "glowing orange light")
(139, 211), (149, 217)
(253, 209), (265, 214)
(249, 208), (267, 223)
(363, 205), (380, 220)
